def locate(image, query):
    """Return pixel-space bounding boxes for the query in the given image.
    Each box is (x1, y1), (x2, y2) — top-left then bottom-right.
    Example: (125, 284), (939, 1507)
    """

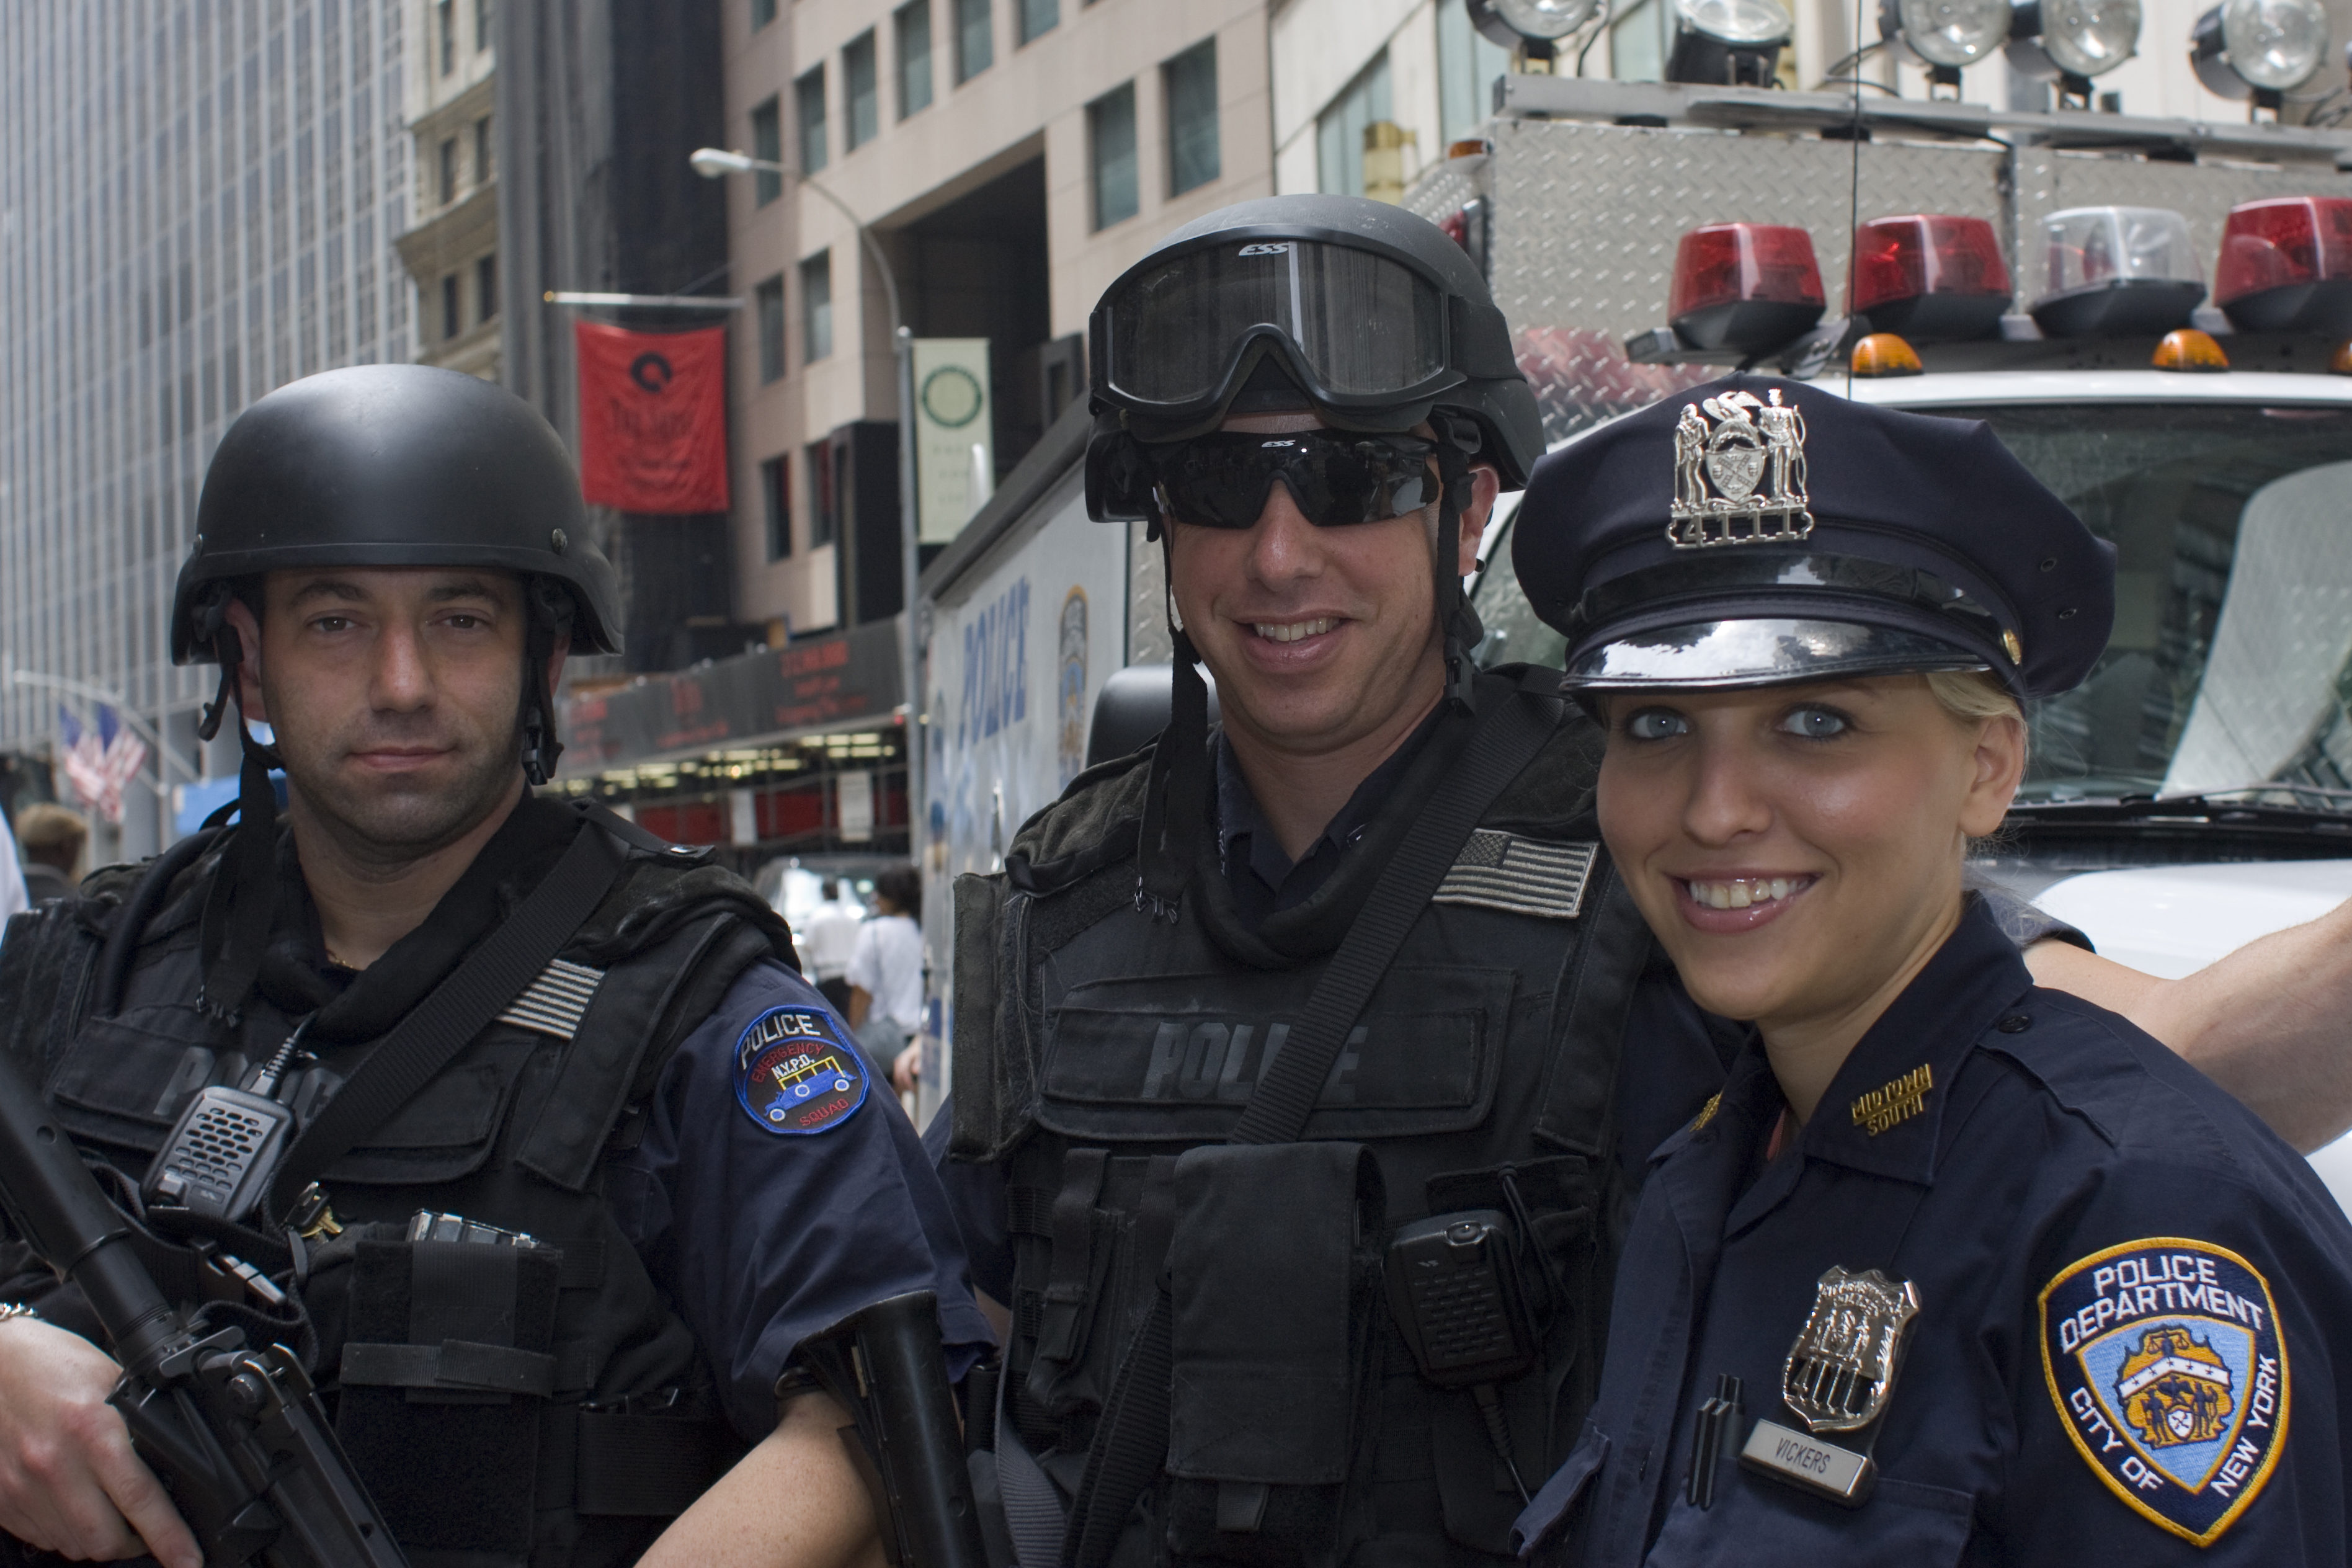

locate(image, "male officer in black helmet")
(0, 365), (991, 1567)
(932, 194), (2352, 1568)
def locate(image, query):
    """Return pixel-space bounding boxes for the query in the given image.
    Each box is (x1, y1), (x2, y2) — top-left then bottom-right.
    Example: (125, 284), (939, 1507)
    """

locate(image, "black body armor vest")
(0, 806), (791, 1568)
(950, 675), (1657, 1568)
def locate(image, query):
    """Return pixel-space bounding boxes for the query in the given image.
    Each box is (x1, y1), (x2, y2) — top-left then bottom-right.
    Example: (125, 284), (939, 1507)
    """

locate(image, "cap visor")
(1562, 618), (1989, 690)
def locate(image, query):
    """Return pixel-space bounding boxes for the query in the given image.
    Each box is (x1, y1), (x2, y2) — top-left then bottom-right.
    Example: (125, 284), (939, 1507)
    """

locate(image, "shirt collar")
(1791, 893), (2034, 1186)
(1212, 710), (1442, 893)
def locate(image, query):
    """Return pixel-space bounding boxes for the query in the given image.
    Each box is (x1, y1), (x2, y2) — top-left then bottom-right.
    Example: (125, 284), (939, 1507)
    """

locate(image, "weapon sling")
(264, 814), (625, 1221)
(1058, 669), (1564, 1568)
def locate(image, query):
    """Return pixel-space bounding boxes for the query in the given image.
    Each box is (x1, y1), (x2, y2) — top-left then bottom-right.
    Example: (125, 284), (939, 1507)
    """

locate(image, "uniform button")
(1996, 1013), (2031, 1033)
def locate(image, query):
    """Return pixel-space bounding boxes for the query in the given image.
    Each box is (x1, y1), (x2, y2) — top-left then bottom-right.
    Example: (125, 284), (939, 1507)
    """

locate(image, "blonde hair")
(1923, 667), (2022, 729)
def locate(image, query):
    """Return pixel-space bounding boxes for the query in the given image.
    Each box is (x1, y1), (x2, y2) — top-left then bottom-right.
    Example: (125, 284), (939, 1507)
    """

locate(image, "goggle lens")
(1149, 431), (1441, 530)
(1103, 241), (1449, 406)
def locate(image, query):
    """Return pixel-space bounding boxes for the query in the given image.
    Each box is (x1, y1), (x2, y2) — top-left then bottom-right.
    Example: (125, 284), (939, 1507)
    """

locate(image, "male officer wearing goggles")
(932, 195), (2352, 1568)
(0, 366), (991, 1568)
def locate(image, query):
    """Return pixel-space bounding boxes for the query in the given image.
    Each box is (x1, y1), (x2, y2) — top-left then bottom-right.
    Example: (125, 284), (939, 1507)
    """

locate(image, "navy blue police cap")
(1512, 374), (2114, 698)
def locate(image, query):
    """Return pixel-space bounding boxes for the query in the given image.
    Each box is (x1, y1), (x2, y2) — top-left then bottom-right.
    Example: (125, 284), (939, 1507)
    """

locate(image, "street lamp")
(690, 146), (924, 866)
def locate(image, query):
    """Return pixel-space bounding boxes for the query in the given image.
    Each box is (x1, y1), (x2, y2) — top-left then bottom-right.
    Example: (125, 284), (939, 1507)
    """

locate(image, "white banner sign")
(913, 337), (993, 544)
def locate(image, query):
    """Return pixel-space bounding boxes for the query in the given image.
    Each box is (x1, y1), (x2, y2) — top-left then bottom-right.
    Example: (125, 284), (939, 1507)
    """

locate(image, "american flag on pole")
(56, 705), (148, 826)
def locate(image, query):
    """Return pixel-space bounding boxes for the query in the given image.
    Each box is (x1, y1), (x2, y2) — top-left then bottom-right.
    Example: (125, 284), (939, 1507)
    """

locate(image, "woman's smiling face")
(1595, 674), (2025, 1041)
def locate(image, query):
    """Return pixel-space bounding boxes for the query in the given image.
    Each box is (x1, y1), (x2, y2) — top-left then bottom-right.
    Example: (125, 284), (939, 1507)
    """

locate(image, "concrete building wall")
(0, 1), (419, 855)
(716, 0), (1276, 636)
(397, 0), (502, 378)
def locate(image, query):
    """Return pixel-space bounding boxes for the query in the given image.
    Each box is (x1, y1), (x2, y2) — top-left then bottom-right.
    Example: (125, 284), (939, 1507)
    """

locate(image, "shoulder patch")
(732, 1005), (870, 1136)
(2040, 1237), (2287, 1545)
(1430, 832), (1597, 920)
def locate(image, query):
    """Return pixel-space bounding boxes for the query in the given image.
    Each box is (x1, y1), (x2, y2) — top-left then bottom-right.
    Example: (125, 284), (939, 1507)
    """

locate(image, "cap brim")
(1561, 618), (1990, 691)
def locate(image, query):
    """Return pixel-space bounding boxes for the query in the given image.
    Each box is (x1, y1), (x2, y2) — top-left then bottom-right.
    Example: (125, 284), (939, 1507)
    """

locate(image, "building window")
(439, 136), (458, 205)
(752, 0), (777, 27)
(801, 251), (833, 362)
(796, 68), (829, 174)
(1089, 82), (1138, 231)
(763, 455), (792, 559)
(1316, 52), (1391, 197)
(476, 0), (493, 50)
(1017, 0), (1057, 45)
(808, 439), (839, 546)
(477, 254), (497, 322)
(897, 1), (934, 119)
(844, 32), (880, 151)
(955, 0), (992, 81)
(752, 95), (783, 203)
(756, 274), (786, 381)
(1164, 37), (1219, 197)
(474, 116), (494, 185)
(1437, 0), (1512, 143)
(442, 274), (460, 340)
(438, 0), (455, 74)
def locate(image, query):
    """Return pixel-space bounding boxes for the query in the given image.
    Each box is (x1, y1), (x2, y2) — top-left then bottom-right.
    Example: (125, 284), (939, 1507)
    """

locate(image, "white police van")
(1438, 80), (2352, 1204)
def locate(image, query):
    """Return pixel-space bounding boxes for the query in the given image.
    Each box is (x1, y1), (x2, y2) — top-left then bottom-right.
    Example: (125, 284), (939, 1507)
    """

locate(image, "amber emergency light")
(1850, 332), (1926, 376)
(2152, 328), (2230, 372)
(2214, 196), (2352, 335)
(1668, 223), (1827, 354)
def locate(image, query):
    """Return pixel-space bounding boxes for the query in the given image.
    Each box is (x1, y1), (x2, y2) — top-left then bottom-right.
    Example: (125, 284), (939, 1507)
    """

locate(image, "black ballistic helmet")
(172, 363), (621, 663)
(1085, 193), (1544, 522)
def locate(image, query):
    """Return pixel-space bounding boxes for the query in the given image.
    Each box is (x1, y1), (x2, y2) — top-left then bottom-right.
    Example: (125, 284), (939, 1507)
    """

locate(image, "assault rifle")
(0, 1049), (406, 1567)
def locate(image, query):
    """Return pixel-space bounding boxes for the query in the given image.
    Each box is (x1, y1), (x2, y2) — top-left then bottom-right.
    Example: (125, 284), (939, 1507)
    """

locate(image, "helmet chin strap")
(520, 577), (576, 786)
(1134, 533), (1208, 922)
(194, 610), (287, 1030)
(1430, 415), (1486, 714)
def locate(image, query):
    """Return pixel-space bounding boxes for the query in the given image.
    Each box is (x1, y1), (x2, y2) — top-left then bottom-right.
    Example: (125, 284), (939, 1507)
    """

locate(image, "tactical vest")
(0, 808), (788, 1568)
(950, 675), (1657, 1568)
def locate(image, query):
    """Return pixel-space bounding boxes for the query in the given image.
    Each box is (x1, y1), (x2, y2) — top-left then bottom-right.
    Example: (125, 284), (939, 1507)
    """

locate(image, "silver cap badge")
(1669, 389), (1814, 549)
(1781, 1265), (1921, 1434)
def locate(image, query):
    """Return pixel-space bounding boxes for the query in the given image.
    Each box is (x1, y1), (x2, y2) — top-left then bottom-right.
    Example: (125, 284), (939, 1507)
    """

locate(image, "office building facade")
(397, 0), (502, 378)
(0, 0), (421, 855)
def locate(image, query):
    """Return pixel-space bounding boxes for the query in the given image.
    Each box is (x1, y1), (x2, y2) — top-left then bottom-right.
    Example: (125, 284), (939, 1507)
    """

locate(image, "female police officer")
(1507, 375), (2352, 1564)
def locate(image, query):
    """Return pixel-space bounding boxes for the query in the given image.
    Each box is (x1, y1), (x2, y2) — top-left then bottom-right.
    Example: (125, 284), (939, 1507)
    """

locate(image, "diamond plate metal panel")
(1404, 163), (1481, 226)
(2011, 150), (2352, 300)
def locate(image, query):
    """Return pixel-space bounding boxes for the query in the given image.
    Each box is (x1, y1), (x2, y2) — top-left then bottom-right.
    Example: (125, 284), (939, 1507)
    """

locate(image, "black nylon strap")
(1227, 674), (1561, 1146)
(266, 818), (625, 1220)
(1061, 672), (1563, 1566)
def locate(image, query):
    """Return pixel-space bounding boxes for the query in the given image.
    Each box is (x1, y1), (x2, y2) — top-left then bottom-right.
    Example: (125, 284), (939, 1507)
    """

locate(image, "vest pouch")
(1163, 1143), (1384, 1567)
(335, 1234), (564, 1557)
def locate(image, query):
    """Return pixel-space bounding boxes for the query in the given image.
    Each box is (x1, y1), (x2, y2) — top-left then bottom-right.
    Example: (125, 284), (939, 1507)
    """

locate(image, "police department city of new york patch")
(733, 1006), (869, 1136)
(2039, 1237), (2287, 1545)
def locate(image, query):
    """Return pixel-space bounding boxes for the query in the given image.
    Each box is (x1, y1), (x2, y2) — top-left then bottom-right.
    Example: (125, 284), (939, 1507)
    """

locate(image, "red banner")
(573, 321), (730, 514)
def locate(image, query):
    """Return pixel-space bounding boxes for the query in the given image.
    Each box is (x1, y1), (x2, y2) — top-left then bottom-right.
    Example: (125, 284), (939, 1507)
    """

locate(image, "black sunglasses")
(1148, 429), (1443, 530)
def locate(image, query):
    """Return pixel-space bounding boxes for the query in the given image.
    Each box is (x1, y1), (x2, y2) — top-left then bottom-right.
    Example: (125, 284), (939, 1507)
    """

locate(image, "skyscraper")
(0, 0), (419, 855)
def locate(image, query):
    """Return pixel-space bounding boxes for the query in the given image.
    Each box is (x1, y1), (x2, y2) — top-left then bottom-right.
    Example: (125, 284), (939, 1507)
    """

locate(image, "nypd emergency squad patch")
(2040, 1237), (2287, 1545)
(733, 1005), (869, 1136)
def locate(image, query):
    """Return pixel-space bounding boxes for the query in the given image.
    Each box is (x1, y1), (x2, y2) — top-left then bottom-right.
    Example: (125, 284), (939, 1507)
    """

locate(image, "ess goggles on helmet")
(1092, 236), (1459, 421)
(1146, 429), (1447, 530)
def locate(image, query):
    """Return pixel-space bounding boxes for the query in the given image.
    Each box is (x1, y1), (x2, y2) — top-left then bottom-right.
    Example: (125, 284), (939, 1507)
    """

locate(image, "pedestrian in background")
(801, 875), (863, 1012)
(847, 865), (924, 1092)
(15, 804), (88, 903)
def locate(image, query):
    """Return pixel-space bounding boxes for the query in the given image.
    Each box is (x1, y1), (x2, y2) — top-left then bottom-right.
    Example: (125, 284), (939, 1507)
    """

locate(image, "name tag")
(1739, 1417), (1876, 1507)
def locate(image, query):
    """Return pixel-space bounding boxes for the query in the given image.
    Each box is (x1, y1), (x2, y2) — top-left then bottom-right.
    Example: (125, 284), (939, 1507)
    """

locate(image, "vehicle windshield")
(1473, 400), (2352, 803)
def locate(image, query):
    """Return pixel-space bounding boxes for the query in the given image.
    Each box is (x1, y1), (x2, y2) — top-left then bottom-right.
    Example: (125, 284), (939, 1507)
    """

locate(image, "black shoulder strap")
(1060, 670), (1563, 1567)
(266, 818), (626, 1221)
(1227, 669), (1561, 1145)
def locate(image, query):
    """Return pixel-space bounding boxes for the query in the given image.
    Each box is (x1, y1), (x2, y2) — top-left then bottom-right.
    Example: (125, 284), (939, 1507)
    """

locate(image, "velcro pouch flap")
(1167, 1142), (1383, 1486)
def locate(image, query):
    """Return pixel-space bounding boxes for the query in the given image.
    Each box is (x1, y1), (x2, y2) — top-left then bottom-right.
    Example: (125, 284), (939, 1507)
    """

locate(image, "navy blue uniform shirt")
(609, 960), (996, 1438)
(1515, 898), (2352, 1566)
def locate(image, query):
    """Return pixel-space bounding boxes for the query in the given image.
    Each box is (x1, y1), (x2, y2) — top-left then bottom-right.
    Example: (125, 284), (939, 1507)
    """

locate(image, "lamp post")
(690, 147), (924, 867)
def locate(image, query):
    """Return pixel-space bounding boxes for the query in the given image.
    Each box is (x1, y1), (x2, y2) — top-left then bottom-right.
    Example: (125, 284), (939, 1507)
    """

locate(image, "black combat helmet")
(172, 363), (621, 664)
(1085, 192), (1543, 521)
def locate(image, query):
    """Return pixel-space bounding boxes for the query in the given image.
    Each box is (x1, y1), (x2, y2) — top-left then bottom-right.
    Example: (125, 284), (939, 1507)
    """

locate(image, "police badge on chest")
(1735, 1266), (1922, 1508)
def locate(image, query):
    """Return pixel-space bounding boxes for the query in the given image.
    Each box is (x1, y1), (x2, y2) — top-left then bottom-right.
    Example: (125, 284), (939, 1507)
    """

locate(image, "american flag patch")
(495, 958), (607, 1041)
(1431, 832), (1597, 920)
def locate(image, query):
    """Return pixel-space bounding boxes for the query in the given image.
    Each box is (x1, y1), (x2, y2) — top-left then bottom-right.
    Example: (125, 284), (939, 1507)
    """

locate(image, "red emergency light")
(1847, 214), (2012, 341)
(1668, 223), (1826, 354)
(2214, 197), (2352, 335)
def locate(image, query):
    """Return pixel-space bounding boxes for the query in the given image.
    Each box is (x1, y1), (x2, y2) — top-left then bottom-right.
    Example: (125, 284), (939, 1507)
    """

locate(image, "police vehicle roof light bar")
(1669, 223), (1826, 353)
(2028, 205), (2206, 337)
(1848, 214), (2014, 341)
(2214, 195), (2352, 333)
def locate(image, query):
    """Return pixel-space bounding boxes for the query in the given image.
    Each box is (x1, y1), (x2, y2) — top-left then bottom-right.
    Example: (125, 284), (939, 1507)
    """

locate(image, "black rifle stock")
(0, 1051), (406, 1567)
